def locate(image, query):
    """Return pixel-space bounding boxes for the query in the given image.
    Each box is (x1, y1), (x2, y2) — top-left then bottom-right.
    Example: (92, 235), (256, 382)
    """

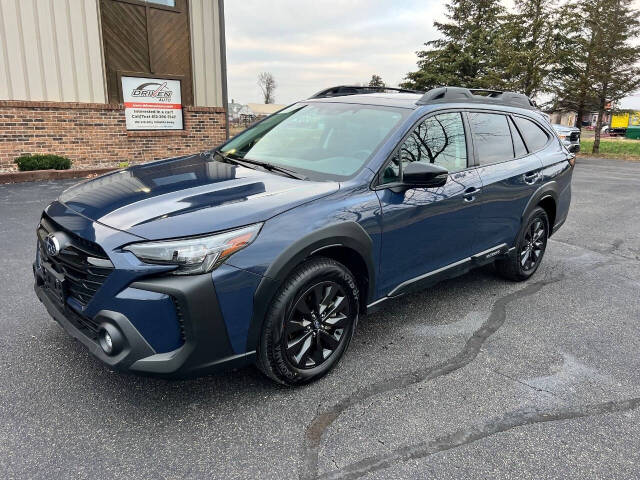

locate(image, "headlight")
(558, 134), (569, 140)
(123, 223), (262, 275)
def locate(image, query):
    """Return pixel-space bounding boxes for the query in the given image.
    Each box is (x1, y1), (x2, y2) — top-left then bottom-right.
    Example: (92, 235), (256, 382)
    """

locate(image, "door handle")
(463, 186), (481, 202)
(523, 172), (539, 184)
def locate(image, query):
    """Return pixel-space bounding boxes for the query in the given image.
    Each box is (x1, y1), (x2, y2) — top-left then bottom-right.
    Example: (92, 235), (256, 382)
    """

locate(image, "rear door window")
(513, 116), (549, 152)
(468, 113), (514, 165)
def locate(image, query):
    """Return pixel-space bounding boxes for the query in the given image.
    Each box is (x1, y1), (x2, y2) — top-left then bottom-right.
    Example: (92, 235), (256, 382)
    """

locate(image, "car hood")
(59, 153), (339, 240)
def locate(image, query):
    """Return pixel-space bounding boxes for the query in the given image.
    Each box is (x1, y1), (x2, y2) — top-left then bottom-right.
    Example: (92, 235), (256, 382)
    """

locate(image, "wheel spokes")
(292, 334), (313, 366)
(323, 312), (348, 329)
(318, 284), (338, 315)
(295, 297), (313, 317)
(319, 330), (340, 350)
(324, 295), (345, 319)
(285, 280), (352, 369)
(287, 330), (311, 350)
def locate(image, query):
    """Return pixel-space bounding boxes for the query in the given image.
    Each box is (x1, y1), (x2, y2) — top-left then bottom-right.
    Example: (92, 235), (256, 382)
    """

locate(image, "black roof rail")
(309, 85), (424, 99)
(416, 86), (536, 110)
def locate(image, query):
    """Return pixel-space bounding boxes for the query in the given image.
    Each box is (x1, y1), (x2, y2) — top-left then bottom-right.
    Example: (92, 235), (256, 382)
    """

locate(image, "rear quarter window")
(513, 116), (549, 152)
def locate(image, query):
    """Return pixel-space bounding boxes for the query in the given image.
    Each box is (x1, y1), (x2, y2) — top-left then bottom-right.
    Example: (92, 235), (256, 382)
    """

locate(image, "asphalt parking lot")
(1, 157), (639, 479)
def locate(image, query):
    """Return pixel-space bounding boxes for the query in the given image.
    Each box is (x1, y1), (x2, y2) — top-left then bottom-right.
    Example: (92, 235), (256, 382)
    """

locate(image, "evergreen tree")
(368, 75), (385, 88)
(400, 0), (505, 91)
(550, 1), (602, 130)
(589, 0), (640, 153)
(496, 0), (559, 98)
(551, 0), (640, 150)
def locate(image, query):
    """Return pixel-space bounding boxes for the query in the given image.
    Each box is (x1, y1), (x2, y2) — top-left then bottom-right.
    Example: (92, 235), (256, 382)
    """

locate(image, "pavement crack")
(299, 274), (563, 480)
(550, 238), (639, 263)
(491, 369), (558, 398)
(316, 396), (640, 480)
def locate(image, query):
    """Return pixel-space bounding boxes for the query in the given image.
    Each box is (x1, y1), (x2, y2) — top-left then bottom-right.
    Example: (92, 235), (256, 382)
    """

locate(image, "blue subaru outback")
(33, 87), (573, 385)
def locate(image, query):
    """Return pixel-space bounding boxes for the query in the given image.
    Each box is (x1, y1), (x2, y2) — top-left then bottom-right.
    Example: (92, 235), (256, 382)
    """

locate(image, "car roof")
(305, 93), (423, 109)
(303, 92), (544, 119)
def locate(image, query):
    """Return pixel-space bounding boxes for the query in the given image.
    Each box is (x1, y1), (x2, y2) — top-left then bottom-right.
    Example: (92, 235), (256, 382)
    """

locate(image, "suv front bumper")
(34, 267), (256, 377)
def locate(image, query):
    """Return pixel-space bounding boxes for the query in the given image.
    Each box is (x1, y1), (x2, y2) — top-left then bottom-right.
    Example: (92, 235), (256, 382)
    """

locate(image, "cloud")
(225, 1), (446, 104)
(225, 0), (640, 105)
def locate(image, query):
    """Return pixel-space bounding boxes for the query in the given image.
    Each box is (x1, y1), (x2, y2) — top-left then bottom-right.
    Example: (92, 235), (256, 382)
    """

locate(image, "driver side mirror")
(402, 162), (448, 189)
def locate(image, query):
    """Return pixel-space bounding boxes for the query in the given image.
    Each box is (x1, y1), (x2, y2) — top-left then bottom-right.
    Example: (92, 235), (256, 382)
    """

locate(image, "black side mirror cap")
(402, 162), (448, 188)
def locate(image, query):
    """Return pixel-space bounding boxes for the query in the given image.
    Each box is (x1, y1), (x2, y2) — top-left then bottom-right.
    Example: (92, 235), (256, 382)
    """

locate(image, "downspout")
(219, 0), (229, 140)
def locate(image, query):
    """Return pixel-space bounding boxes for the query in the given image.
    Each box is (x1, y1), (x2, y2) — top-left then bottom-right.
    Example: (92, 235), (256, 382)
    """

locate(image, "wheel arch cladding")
(522, 181), (558, 234)
(538, 196), (557, 234)
(246, 222), (375, 352)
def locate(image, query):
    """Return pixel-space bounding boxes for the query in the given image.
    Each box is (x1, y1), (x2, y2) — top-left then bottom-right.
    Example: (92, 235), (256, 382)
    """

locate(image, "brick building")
(0, 0), (228, 171)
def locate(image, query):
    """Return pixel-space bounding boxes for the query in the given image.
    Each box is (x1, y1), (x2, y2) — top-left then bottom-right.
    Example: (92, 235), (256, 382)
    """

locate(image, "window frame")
(371, 108), (474, 190)
(112, 0), (182, 13)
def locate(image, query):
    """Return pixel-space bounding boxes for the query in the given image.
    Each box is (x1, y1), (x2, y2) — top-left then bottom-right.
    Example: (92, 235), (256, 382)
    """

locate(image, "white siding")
(0, 0), (106, 103)
(189, 0), (224, 107)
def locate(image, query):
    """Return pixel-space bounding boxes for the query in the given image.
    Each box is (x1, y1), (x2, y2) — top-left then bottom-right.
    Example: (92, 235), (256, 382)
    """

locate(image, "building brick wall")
(0, 101), (227, 171)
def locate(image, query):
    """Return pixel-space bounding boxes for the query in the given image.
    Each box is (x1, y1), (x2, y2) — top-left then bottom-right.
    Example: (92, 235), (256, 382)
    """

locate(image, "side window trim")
(461, 111), (477, 167)
(371, 109), (472, 189)
(506, 116), (520, 157)
(507, 115), (530, 159)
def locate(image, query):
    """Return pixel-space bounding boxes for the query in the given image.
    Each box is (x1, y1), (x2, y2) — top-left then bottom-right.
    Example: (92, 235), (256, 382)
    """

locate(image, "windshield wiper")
(214, 150), (307, 180)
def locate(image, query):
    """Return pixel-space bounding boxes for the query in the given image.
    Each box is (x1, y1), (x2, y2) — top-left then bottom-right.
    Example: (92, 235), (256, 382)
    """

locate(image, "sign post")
(121, 76), (183, 130)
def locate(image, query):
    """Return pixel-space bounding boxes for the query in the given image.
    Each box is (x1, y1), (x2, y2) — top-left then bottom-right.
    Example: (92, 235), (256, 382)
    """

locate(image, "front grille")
(66, 306), (101, 340)
(37, 215), (113, 306)
(570, 131), (580, 142)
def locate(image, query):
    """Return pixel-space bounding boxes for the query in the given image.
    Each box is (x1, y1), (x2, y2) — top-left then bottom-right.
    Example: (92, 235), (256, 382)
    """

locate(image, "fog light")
(102, 331), (113, 353)
(98, 323), (124, 356)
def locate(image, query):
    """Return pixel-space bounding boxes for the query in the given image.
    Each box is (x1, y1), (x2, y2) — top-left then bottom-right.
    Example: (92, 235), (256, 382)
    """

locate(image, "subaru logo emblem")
(44, 233), (60, 257)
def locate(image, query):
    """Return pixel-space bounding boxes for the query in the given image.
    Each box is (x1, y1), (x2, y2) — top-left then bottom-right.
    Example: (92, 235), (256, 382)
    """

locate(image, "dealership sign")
(122, 76), (183, 130)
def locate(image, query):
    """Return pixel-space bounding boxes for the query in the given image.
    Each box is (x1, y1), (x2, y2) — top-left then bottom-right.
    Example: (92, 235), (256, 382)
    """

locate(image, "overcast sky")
(224, 1), (640, 106)
(225, 1), (448, 105)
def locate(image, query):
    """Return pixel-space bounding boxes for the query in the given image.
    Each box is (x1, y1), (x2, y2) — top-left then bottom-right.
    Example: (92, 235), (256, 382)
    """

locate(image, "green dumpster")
(626, 127), (640, 139)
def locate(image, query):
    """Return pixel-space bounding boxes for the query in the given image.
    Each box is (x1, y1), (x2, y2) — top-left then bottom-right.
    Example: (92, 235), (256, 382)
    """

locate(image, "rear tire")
(496, 206), (549, 282)
(257, 257), (359, 386)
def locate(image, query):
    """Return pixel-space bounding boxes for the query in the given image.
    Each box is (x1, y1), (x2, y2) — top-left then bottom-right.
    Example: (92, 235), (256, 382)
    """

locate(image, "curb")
(0, 167), (118, 184)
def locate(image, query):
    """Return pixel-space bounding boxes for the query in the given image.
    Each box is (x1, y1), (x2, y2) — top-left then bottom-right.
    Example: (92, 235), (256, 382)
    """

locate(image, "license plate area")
(41, 262), (68, 309)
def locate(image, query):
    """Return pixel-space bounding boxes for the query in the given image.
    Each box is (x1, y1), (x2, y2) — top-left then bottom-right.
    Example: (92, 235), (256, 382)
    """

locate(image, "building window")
(147, 0), (175, 6)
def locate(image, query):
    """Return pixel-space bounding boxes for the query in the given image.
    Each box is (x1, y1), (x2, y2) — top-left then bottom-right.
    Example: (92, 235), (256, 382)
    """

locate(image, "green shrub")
(14, 154), (72, 171)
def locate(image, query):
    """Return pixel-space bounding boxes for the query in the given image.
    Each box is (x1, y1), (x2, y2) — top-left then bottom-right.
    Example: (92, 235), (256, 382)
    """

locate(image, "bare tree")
(258, 72), (277, 104)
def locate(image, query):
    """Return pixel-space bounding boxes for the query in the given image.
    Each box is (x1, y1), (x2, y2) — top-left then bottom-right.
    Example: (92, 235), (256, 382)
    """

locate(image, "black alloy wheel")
(496, 206), (549, 281)
(284, 281), (350, 369)
(520, 217), (547, 272)
(257, 257), (359, 385)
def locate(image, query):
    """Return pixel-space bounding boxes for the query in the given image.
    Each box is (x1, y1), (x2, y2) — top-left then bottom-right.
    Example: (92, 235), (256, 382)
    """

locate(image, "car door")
(374, 111), (483, 297)
(469, 111), (545, 253)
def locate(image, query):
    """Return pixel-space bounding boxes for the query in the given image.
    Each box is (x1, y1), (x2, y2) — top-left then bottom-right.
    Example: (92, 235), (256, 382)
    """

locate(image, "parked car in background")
(552, 124), (581, 153)
(33, 86), (574, 385)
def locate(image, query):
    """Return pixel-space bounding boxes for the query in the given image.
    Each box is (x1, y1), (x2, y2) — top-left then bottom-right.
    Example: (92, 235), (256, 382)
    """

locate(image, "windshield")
(220, 102), (408, 181)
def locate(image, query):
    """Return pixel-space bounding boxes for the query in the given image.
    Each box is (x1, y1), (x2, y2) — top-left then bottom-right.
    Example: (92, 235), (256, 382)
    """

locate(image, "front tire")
(257, 257), (359, 385)
(496, 206), (549, 281)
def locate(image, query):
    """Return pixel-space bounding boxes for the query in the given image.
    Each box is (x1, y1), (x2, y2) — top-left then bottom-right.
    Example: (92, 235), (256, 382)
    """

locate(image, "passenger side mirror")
(402, 162), (448, 188)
